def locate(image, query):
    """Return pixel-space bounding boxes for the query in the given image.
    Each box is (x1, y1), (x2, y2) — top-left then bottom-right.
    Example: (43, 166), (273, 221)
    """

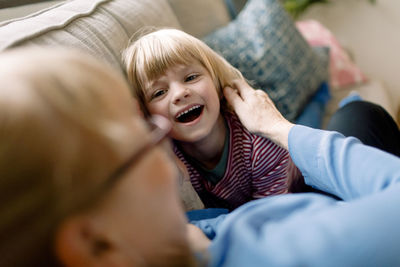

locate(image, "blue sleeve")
(186, 208), (229, 239)
(289, 125), (400, 200)
(205, 125), (400, 267)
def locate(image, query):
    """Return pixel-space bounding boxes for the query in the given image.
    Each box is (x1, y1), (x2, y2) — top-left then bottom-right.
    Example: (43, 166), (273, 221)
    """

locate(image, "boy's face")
(144, 61), (221, 143)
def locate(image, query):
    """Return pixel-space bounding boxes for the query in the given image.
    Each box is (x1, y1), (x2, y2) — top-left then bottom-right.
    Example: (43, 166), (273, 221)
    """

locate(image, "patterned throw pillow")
(203, 0), (329, 121)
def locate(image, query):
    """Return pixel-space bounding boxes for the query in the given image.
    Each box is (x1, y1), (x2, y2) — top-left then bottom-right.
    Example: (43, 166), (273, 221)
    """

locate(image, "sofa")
(0, 0), (397, 126)
(0, 0), (235, 75)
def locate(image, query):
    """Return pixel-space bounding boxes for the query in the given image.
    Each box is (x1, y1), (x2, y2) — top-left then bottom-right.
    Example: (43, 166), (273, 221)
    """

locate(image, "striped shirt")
(174, 111), (298, 210)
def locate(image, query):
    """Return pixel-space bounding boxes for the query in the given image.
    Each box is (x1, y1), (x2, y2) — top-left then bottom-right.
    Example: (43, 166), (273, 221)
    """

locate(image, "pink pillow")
(296, 20), (367, 89)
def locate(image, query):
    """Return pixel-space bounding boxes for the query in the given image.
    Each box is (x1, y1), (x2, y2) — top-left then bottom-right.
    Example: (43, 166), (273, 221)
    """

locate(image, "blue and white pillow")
(203, 0), (329, 121)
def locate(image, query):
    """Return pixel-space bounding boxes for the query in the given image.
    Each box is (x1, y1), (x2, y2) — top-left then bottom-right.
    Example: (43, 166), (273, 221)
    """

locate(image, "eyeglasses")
(105, 114), (172, 188)
(68, 115), (172, 216)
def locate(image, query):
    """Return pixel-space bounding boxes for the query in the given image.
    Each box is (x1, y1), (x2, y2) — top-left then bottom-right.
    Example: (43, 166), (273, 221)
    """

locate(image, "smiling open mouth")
(175, 105), (204, 123)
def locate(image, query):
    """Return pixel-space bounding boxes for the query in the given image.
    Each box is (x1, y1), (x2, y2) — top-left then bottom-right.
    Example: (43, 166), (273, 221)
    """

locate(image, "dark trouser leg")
(326, 101), (400, 157)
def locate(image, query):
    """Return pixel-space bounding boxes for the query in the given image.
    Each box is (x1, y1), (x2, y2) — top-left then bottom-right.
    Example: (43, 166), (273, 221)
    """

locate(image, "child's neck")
(179, 114), (227, 170)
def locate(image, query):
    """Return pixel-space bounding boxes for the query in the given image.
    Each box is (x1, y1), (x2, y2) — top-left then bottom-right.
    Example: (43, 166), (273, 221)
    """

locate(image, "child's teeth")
(178, 105), (200, 118)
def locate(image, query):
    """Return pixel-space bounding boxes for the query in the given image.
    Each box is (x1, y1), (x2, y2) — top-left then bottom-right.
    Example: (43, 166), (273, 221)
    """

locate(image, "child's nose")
(172, 84), (190, 104)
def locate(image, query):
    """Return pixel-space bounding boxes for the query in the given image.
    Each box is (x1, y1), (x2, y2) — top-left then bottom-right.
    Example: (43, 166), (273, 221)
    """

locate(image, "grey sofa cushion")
(0, 0), (181, 72)
(203, 0), (329, 121)
(167, 0), (231, 38)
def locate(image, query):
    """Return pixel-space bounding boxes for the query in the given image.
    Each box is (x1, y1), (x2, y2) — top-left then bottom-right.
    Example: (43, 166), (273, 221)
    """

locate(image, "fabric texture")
(203, 0), (329, 121)
(295, 82), (331, 128)
(186, 208), (229, 222)
(167, 0), (231, 38)
(326, 101), (400, 157)
(338, 91), (362, 108)
(193, 125), (400, 266)
(0, 0), (181, 71)
(296, 19), (368, 89)
(174, 111), (297, 211)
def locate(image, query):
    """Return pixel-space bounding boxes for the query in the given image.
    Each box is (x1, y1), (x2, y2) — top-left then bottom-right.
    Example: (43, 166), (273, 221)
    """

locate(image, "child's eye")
(151, 89), (167, 100)
(185, 74), (199, 82)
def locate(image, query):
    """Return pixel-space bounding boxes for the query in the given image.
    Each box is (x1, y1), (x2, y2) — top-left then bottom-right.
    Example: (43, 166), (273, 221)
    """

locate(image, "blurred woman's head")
(0, 47), (193, 266)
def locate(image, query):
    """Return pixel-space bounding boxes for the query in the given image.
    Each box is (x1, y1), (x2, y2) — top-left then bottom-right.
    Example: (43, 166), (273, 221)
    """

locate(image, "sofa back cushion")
(0, 0), (181, 72)
(167, 0), (231, 38)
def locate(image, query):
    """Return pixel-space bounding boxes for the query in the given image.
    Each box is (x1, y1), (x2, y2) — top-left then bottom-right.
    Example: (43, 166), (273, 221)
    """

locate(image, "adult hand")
(187, 224), (210, 262)
(223, 79), (294, 150)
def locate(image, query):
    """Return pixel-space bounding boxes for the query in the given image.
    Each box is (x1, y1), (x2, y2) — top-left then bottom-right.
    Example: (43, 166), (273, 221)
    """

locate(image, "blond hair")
(0, 47), (147, 266)
(123, 28), (243, 115)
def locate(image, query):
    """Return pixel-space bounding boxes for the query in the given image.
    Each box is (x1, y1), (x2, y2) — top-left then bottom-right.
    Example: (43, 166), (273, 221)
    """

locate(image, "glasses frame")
(105, 114), (171, 187)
